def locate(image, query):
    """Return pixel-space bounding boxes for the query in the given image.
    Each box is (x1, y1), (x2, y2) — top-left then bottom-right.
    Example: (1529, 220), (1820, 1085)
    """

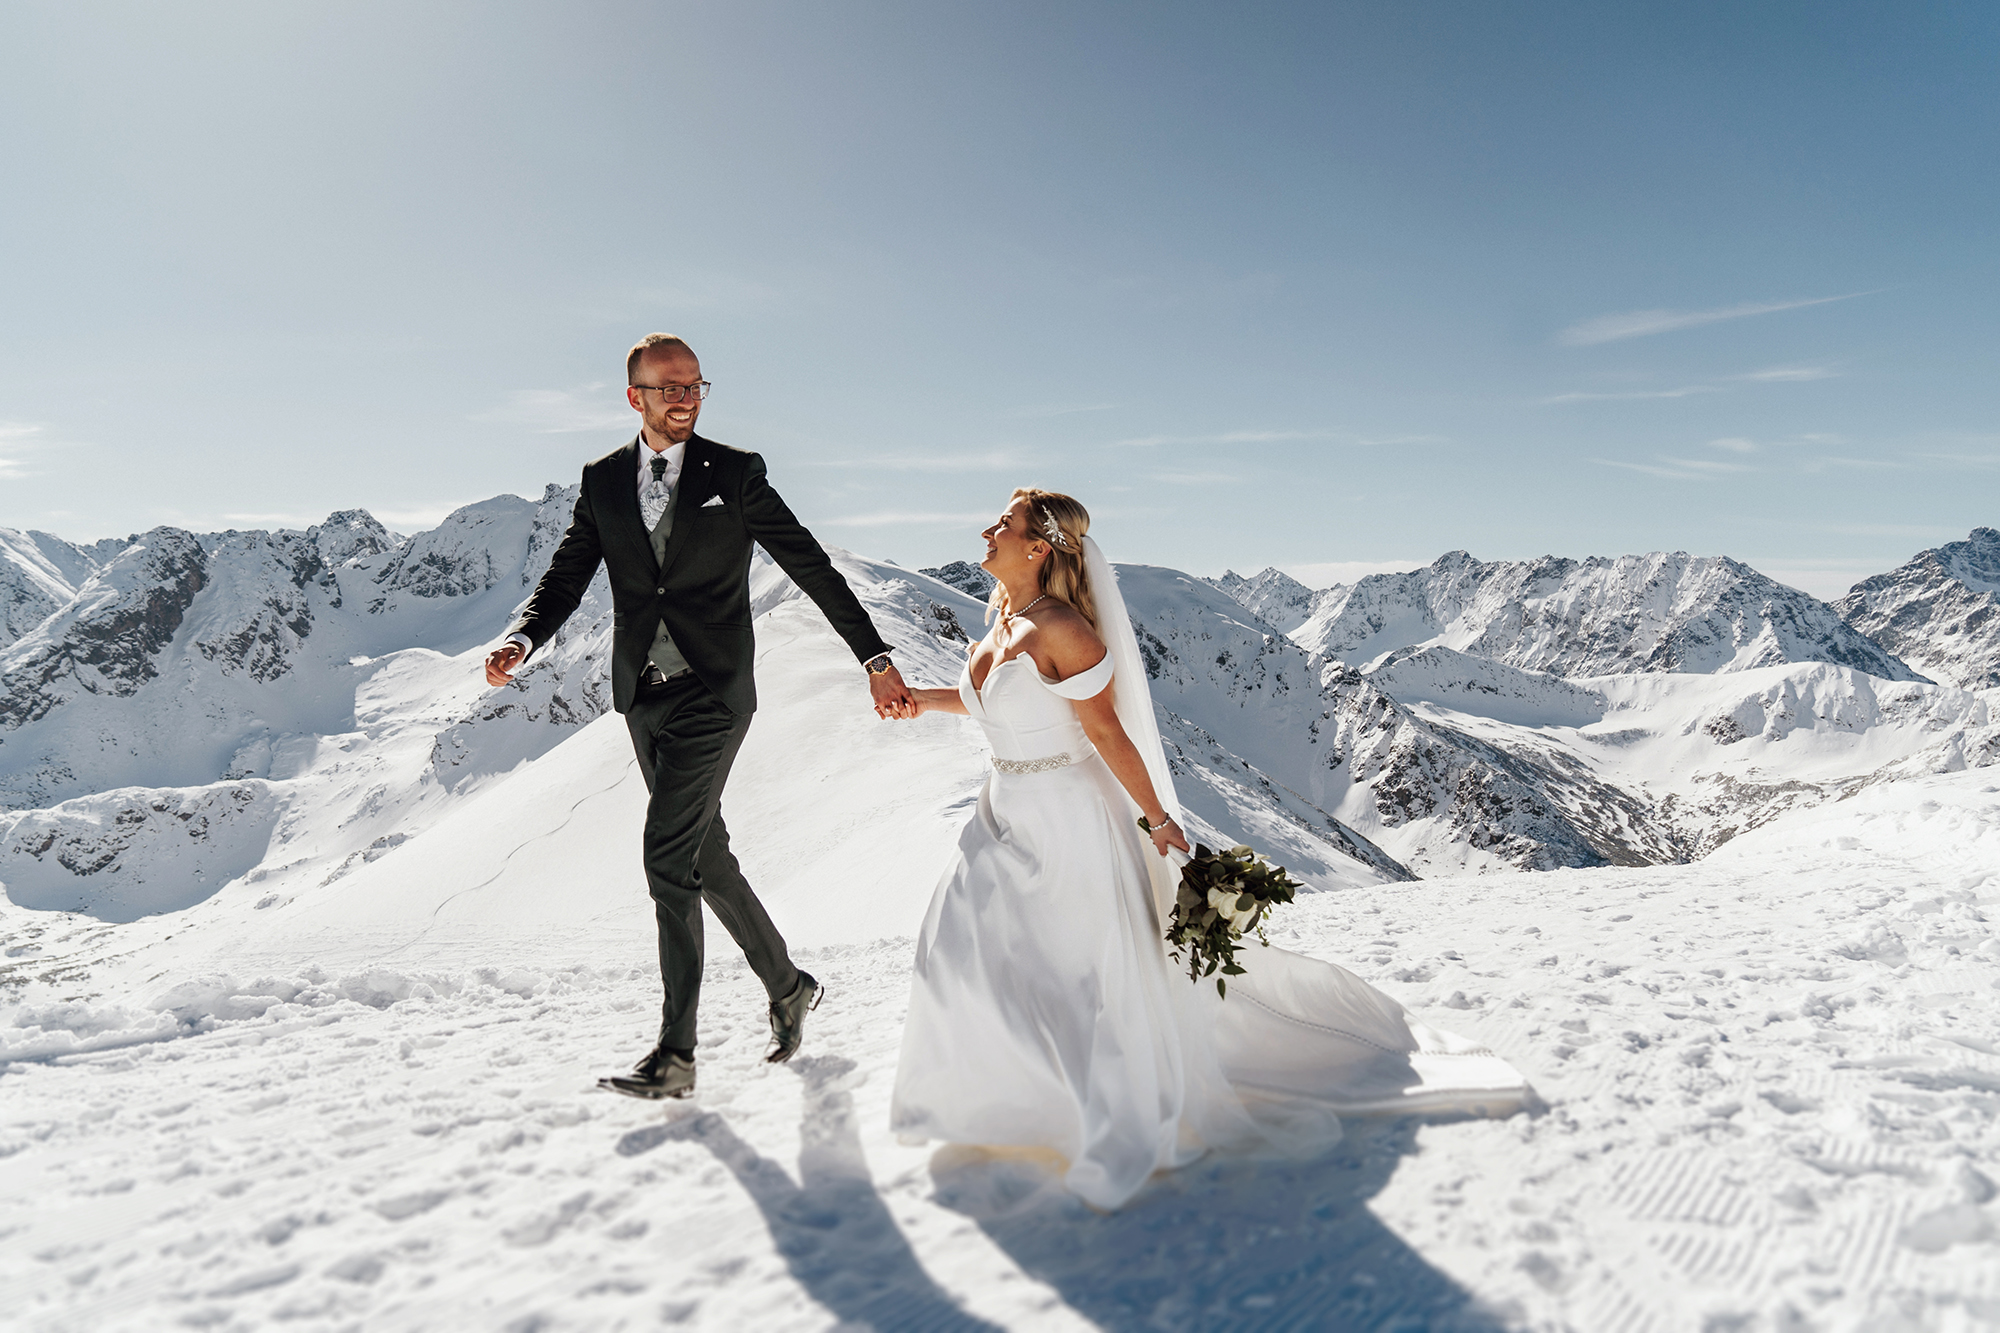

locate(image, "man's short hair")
(627, 333), (695, 383)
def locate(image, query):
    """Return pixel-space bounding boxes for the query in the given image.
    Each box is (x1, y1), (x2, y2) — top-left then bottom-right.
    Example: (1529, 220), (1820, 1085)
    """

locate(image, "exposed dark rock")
(0, 528), (209, 730)
(920, 560), (995, 599)
(1836, 527), (2000, 690)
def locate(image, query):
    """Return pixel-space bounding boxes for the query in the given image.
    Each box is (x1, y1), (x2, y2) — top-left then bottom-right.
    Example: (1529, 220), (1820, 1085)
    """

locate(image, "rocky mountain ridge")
(1287, 549), (1922, 680)
(0, 498), (1407, 921)
(1214, 528), (1999, 696)
(1836, 526), (2000, 690)
(3, 508), (1995, 922)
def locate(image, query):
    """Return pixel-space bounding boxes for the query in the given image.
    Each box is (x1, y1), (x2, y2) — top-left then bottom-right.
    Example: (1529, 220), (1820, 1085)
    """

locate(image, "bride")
(889, 488), (1529, 1211)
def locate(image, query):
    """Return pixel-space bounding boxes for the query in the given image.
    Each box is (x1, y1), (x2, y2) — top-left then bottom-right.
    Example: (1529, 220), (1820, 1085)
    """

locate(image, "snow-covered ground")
(5, 692), (1998, 1328)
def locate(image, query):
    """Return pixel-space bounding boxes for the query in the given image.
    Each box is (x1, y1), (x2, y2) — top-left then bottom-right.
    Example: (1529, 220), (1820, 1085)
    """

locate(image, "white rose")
(1207, 886), (1258, 931)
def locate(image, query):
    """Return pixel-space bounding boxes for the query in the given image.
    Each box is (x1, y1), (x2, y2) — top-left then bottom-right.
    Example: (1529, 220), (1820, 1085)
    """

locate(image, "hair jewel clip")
(1039, 508), (1073, 551)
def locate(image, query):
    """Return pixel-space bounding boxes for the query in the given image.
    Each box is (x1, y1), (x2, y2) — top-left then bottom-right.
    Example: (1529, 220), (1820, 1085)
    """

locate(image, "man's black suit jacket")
(508, 433), (891, 716)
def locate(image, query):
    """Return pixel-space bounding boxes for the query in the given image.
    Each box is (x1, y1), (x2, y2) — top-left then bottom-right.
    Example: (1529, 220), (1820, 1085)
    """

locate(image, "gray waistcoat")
(646, 495), (691, 678)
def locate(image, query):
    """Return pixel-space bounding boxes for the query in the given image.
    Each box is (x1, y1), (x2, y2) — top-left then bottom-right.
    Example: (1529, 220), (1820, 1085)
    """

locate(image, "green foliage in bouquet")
(1163, 842), (1303, 998)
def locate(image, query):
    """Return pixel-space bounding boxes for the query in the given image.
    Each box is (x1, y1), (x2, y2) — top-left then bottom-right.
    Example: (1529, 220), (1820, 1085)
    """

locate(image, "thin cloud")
(818, 510), (995, 528)
(371, 507), (454, 534)
(0, 420), (74, 477)
(1558, 291), (1878, 346)
(806, 451), (1026, 473)
(222, 512), (322, 528)
(1920, 451), (2000, 470)
(1539, 386), (1722, 405)
(475, 388), (631, 435)
(1742, 559), (1897, 601)
(1591, 458), (1728, 481)
(1112, 429), (1333, 448)
(1798, 456), (1898, 472)
(1011, 402), (1116, 419)
(1810, 522), (1954, 538)
(1354, 434), (1450, 447)
(1709, 438), (1757, 453)
(1659, 457), (1751, 474)
(1542, 365), (1840, 406)
(1732, 364), (1839, 383)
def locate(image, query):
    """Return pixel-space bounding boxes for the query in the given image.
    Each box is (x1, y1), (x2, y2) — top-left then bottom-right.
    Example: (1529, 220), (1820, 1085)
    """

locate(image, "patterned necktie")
(645, 453), (672, 528)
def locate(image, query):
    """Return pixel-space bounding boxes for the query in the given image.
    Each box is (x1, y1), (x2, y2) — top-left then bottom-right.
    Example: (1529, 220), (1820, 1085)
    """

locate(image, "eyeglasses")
(631, 381), (711, 403)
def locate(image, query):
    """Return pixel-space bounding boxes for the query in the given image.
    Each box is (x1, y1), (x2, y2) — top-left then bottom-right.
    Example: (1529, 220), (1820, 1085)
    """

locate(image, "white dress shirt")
(637, 438), (686, 530)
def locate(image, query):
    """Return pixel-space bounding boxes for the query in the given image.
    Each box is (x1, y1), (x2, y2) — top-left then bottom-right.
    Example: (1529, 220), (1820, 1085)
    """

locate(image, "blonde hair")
(991, 488), (1097, 630)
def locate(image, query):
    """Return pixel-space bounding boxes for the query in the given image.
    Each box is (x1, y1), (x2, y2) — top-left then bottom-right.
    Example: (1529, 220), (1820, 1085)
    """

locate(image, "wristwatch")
(863, 652), (895, 676)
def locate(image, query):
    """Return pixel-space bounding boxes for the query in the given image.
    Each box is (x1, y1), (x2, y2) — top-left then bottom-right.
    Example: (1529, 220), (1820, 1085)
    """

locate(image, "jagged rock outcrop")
(919, 560), (995, 599)
(0, 529), (127, 651)
(370, 495), (540, 603)
(1208, 567), (1316, 634)
(1836, 527), (2000, 690)
(1284, 549), (1921, 681)
(1119, 564), (1678, 873)
(0, 528), (209, 730)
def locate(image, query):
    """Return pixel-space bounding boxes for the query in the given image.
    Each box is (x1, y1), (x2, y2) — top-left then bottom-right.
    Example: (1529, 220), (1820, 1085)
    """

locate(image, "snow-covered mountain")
(1284, 549), (1922, 680)
(0, 528), (130, 652)
(5, 503), (1995, 924)
(1207, 566), (1317, 634)
(0, 498), (1413, 924)
(1367, 644), (1994, 860)
(917, 559), (995, 599)
(1120, 567), (1678, 874)
(1836, 526), (2000, 690)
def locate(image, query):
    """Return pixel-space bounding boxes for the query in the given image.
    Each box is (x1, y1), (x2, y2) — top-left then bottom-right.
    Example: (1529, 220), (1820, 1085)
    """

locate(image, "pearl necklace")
(1002, 593), (1049, 626)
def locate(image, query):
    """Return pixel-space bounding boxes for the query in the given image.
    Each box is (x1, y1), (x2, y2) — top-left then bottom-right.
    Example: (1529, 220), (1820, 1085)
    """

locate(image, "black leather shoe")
(766, 971), (823, 1064)
(598, 1046), (696, 1099)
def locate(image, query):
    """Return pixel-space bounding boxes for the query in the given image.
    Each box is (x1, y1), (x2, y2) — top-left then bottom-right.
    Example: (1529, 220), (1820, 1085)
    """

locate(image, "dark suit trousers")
(625, 671), (799, 1051)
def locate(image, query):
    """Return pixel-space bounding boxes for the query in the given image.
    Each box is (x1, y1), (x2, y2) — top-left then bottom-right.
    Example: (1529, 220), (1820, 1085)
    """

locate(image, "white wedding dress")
(890, 540), (1530, 1211)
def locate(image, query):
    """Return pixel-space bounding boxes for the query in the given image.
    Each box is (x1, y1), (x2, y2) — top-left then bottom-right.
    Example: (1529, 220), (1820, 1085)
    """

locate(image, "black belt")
(641, 663), (696, 685)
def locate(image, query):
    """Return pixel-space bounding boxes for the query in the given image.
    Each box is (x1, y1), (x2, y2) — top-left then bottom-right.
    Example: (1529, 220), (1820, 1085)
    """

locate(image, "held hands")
(869, 663), (916, 720)
(484, 641), (525, 686)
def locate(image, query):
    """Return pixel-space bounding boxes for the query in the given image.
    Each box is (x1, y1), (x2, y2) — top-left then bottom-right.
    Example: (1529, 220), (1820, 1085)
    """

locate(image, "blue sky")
(2, 2), (1995, 597)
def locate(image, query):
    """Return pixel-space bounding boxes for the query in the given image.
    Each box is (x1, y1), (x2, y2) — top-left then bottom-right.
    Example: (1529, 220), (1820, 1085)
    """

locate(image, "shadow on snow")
(931, 1115), (1514, 1332)
(615, 1054), (1002, 1333)
(619, 1054), (1509, 1332)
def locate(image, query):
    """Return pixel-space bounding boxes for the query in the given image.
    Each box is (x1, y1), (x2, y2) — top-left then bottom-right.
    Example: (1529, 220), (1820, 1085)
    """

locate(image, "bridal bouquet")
(1163, 842), (1303, 998)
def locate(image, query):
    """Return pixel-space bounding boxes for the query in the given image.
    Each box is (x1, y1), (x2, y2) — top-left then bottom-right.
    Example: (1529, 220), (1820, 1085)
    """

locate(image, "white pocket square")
(701, 495), (725, 508)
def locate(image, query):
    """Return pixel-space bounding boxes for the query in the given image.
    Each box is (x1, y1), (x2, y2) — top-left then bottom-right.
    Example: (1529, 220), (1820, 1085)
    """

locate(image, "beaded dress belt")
(992, 751), (1081, 775)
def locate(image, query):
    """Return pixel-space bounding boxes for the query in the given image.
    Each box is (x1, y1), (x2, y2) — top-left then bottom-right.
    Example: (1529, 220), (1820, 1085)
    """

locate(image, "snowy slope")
(1282, 549), (1921, 680)
(0, 527), (127, 651)
(2, 760), (1994, 1331)
(1837, 526), (2000, 690)
(1366, 645), (1997, 859)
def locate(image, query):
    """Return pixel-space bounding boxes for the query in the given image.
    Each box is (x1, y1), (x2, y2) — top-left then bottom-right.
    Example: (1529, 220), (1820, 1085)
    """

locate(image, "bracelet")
(1137, 815), (1177, 835)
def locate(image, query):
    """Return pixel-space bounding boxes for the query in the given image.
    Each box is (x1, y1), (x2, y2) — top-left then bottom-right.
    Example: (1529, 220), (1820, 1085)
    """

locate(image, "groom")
(482, 333), (913, 1099)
